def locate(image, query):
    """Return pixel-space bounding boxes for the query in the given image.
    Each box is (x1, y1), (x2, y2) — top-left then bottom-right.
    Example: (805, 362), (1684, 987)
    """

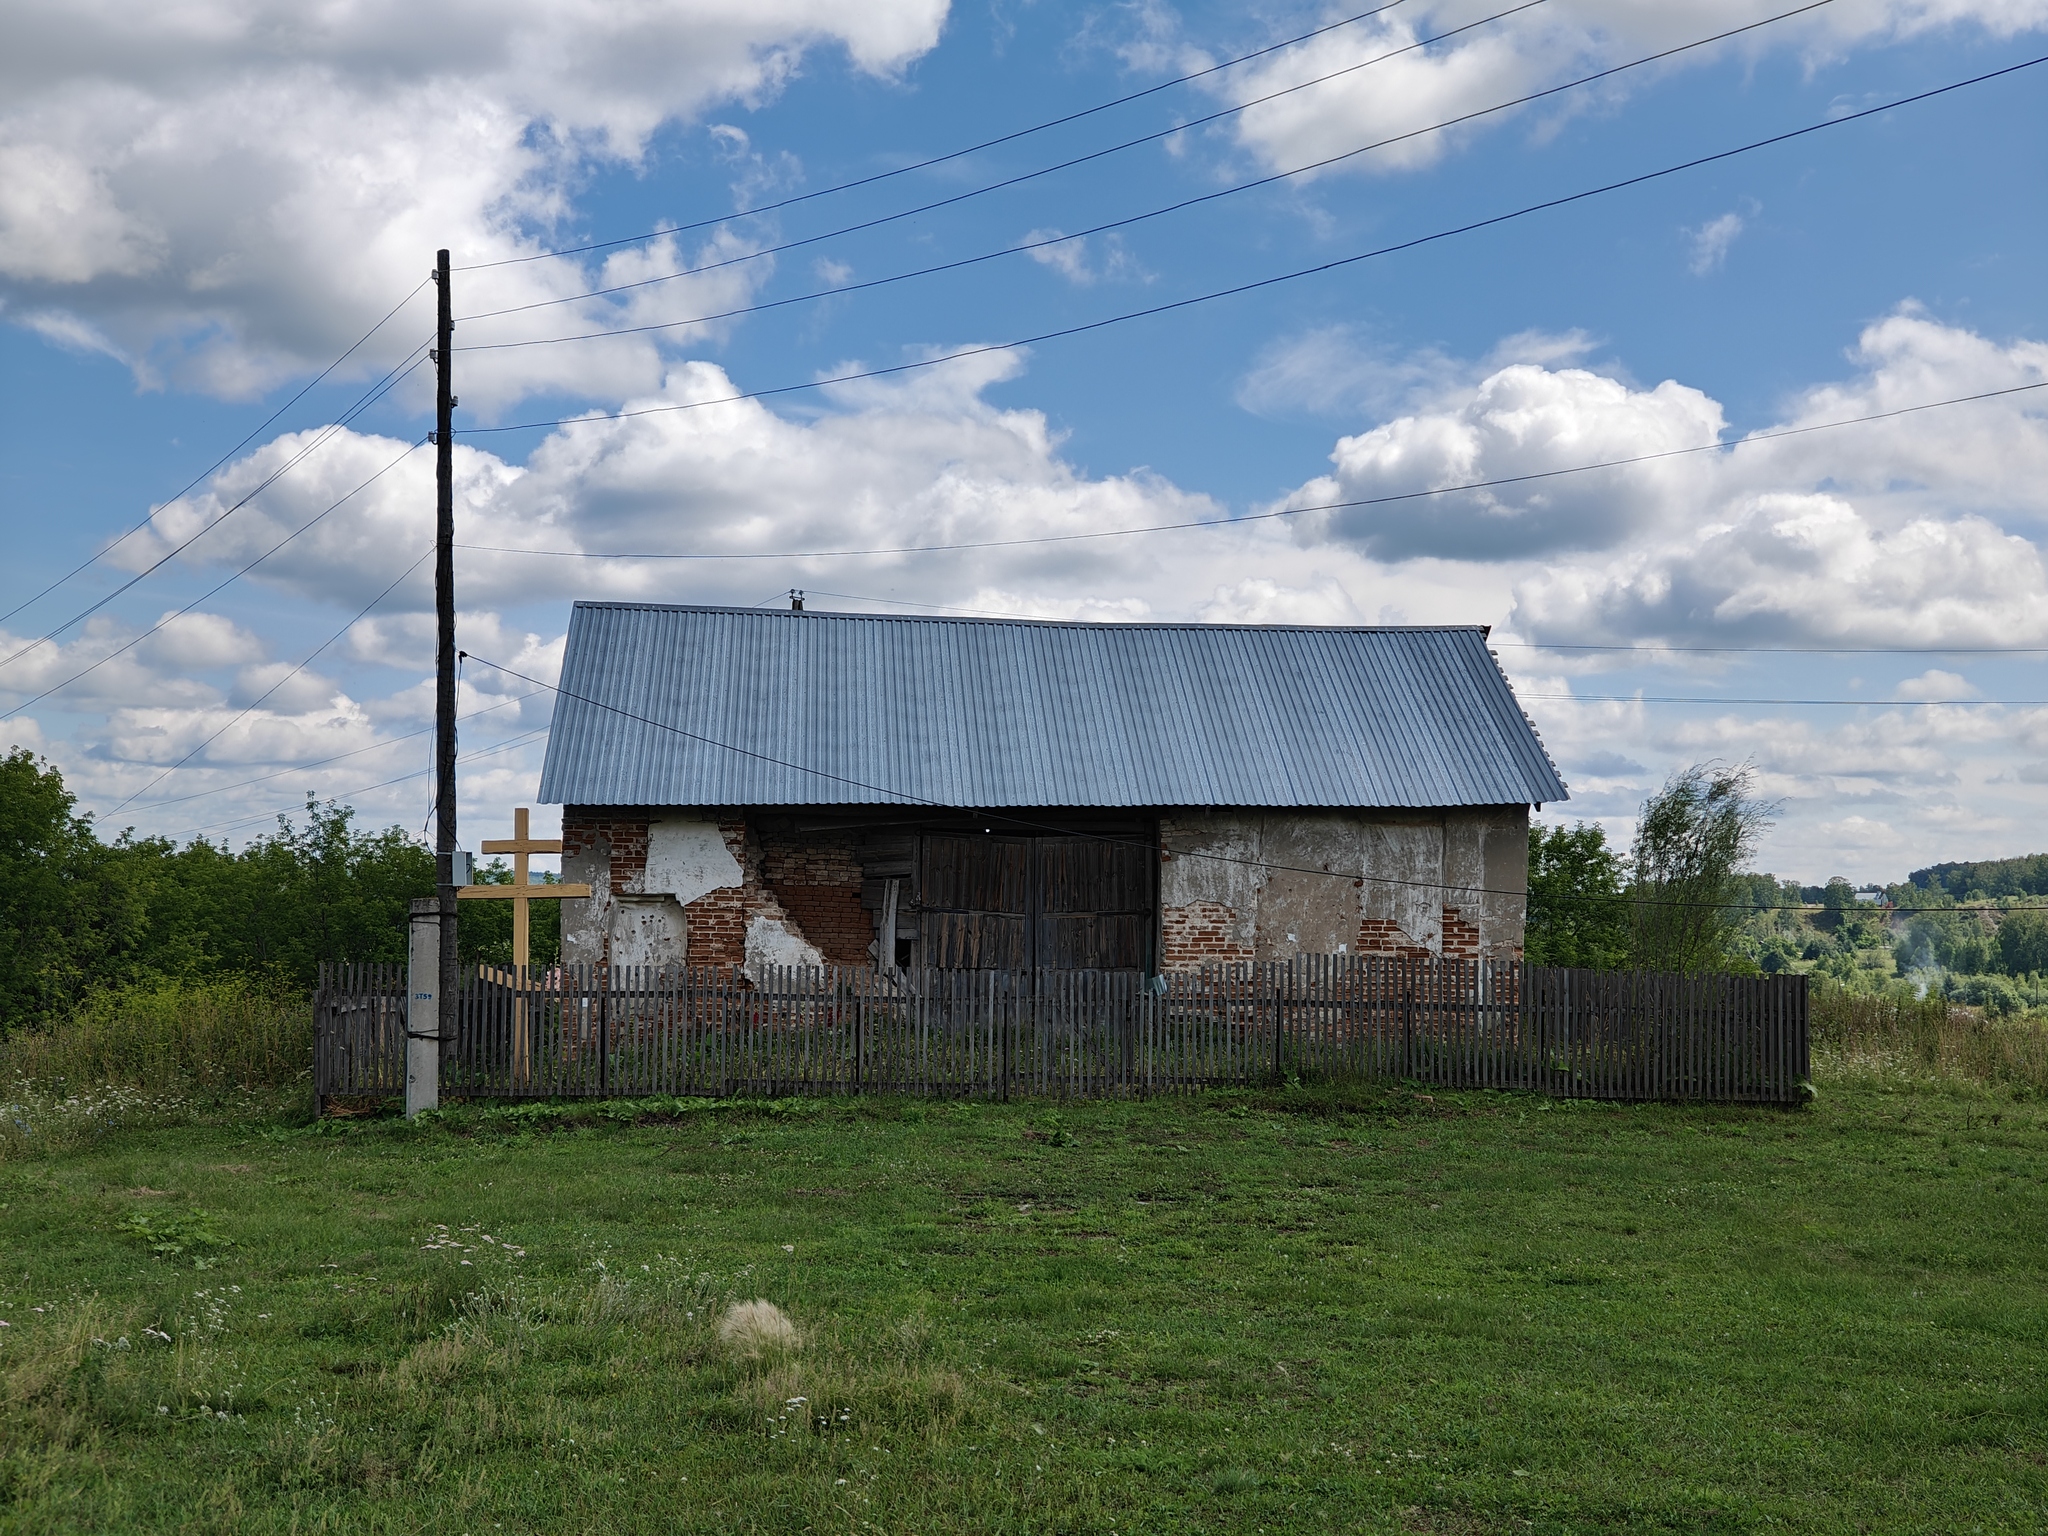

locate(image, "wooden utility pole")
(434, 248), (458, 1065)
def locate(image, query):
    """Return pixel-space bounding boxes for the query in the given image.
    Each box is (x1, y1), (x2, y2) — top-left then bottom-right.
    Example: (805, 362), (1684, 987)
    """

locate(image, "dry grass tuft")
(718, 1299), (799, 1362)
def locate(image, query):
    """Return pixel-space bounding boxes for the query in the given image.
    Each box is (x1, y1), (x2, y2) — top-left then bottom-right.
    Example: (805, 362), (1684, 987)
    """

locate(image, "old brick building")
(537, 603), (1567, 979)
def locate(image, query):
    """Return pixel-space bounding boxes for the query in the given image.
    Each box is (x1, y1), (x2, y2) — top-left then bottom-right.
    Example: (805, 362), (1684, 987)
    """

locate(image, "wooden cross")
(457, 807), (591, 974)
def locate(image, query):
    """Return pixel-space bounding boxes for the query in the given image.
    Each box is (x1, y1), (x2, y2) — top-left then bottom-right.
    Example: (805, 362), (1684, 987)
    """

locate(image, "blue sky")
(2, 0), (2045, 883)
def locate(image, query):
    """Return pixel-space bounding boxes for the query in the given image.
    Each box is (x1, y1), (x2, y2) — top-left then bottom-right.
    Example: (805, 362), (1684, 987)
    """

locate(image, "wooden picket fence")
(313, 957), (1809, 1109)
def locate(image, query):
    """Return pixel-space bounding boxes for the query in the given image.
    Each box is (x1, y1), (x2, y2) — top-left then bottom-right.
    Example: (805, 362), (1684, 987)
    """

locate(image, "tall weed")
(0, 977), (308, 1158)
(0, 977), (308, 1093)
(1813, 986), (2047, 1094)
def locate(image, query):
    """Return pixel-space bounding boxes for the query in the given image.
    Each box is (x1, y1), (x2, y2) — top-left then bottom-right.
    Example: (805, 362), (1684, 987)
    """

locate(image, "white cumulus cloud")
(1203, 0), (2048, 182)
(0, 0), (950, 402)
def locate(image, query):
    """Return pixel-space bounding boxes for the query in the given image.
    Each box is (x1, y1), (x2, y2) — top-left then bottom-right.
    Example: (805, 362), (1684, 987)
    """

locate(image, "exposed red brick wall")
(683, 884), (748, 968)
(1356, 917), (1431, 959)
(755, 828), (870, 966)
(671, 819), (867, 969)
(562, 810), (648, 893)
(771, 886), (871, 964)
(1440, 906), (1482, 961)
(758, 831), (861, 890)
(1162, 901), (1252, 968)
(678, 819), (753, 968)
(1355, 906), (1481, 959)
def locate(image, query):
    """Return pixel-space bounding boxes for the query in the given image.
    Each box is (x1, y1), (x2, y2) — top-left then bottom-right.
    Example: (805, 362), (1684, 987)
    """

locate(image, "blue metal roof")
(536, 603), (1567, 810)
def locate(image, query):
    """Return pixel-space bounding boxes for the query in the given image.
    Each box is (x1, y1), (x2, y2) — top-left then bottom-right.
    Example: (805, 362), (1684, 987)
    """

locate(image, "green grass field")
(3, 1080), (2045, 1534)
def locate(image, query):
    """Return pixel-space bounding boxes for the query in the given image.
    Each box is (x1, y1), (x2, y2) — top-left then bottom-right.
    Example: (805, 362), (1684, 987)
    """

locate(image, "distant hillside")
(1908, 854), (2048, 900)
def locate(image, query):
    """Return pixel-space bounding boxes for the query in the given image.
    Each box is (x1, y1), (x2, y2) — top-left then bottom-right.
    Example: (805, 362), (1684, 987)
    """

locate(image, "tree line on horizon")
(0, 749), (556, 1034)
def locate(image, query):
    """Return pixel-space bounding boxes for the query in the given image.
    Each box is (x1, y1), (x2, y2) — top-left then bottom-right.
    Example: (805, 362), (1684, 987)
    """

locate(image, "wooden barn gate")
(314, 958), (1808, 1109)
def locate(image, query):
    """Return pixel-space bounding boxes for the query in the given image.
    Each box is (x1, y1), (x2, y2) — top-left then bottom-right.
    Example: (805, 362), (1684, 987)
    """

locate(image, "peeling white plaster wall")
(611, 896), (687, 970)
(640, 817), (744, 902)
(1256, 817), (1363, 958)
(1162, 808), (1528, 962)
(743, 913), (825, 984)
(1161, 813), (1265, 953)
(561, 830), (612, 968)
(1361, 818), (1444, 954)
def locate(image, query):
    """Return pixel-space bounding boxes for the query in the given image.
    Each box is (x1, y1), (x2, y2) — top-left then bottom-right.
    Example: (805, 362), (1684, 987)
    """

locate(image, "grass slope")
(3, 1084), (2045, 1534)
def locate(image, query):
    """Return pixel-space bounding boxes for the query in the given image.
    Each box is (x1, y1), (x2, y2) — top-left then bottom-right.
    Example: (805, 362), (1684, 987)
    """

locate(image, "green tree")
(1, 757), (439, 1030)
(1995, 909), (2048, 977)
(1628, 762), (1776, 975)
(0, 749), (147, 1030)
(1524, 822), (1631, 969)
(1895, 907), (1993, 975)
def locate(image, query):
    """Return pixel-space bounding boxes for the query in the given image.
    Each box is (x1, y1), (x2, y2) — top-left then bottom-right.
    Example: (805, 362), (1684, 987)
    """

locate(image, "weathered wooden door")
(1034, 837), (1152, 969)
(920, 834), (1031, 968)
(918, 832), (1153, 970)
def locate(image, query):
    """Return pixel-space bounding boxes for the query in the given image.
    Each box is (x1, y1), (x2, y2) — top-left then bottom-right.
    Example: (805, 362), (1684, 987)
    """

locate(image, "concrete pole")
(407, 896), (441, 1116)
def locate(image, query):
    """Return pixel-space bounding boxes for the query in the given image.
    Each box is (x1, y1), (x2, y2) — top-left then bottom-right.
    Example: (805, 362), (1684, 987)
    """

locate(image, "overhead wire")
(126, 689), (551, 819)
(0, 278), (433, 630)
(1, 437), (429, 722)
(167, 726), (553, 841)
(455, 649), (2032, 916)
(454, 378), (2048, 561)
(0, 342), (434, 675)
(106, 545), (436, 817)
(455, 53), (2048, 440)
(452, 0), (1429, 272)
(452, 0), (1556, 326)
(40, 13), (2038, 853)
(1520, 693), (2048, 706)
(1497, 641), (2048, 655)
(457, 2), (1831, 354)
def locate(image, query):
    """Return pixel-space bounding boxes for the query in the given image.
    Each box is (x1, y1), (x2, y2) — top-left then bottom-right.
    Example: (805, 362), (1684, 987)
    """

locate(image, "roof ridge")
(566, 600), (1488, 634)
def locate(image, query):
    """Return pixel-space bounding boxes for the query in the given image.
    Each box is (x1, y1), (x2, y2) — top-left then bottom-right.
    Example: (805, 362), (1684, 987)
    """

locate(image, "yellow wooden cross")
(458, 807), (590, 1085)
(457, 806), (591, 974)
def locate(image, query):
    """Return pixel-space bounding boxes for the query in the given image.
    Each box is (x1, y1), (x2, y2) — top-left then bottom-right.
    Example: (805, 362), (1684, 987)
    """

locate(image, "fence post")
(312, 963), (328, 1121)
(1272, 962), (1284, 1086)
(599, 974), (611, 1099)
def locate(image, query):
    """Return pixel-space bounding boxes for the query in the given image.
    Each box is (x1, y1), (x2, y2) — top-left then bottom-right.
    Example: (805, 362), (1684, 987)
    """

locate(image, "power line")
(116, 690), (550, 819)
(1500, 641), (2048, 655)
(105, 546), (435, 817)
(454, 649), (2033, 916)
(165, 726), (552, 841)
(455, 53), (2048, 441)
(1, 438), (427, 723)
(1523, 693), (2048, 706)
(0, 345), (433, 676)
(452, 0), (1429, 273)
(454, 0), (1556, 328)
(453, 378), (2048, 562)
(0, 281), (432, 630)
(457, 1), (1820, 351)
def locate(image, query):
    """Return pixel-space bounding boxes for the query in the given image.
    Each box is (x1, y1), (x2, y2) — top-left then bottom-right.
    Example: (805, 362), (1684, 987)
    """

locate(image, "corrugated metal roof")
(535, 603), (1568, 810)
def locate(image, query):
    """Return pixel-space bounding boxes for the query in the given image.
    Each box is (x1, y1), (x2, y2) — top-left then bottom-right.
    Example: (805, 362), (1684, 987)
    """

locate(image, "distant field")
(3, 1082), (2044, 1534)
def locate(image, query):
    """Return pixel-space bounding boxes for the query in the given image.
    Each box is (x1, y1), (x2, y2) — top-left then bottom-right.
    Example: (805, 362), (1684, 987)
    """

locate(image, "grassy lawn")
(3, 1082), (2046, 1534)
